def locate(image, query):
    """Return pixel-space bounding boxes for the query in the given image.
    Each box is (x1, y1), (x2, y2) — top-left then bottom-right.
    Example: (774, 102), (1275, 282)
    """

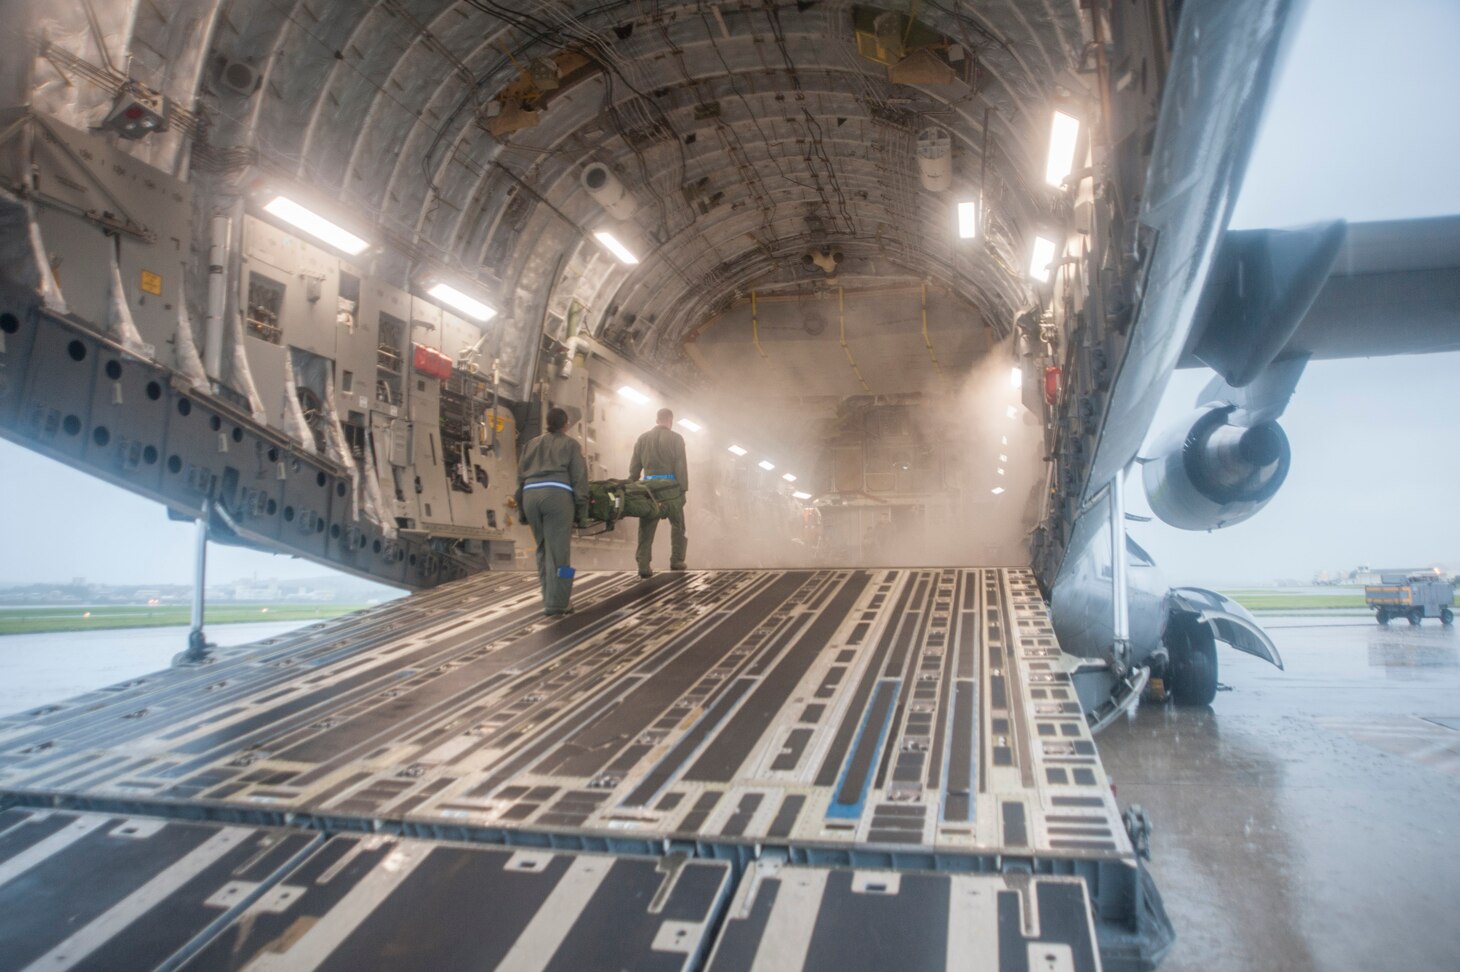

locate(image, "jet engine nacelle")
(1142, 404), (1290, 530)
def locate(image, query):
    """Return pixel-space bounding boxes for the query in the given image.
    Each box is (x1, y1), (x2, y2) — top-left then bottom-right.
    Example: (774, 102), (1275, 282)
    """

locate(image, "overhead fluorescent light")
(782, 473), (797, 483)
(758, 460), (776, 472)
(1001, 435), (1008, 445)
(997, 467), (1005, 476)
(1010, 366), (1022, 389)
(263, 196), (370, 255)
(427, 283), (496, 322)
(991, 486), (1005, 495)
(728, 444), (748, 457)
(792, 491), (812, 500)
(1030, 236), (1057, 282)
(1006, 405), (1019, 419)
(617, 385), (650, 404)
(678, 418), (703, 432)
(999, 454), (1008, 463)
(1045, 110), (1080, 187)
(594, 230), (640, 265)
(957, 200), (979, 239)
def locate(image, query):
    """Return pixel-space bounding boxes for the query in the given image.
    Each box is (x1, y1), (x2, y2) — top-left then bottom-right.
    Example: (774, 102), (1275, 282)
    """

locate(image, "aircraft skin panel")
(1084, 0), (1299, 497)
(0, 568), (1173, 969)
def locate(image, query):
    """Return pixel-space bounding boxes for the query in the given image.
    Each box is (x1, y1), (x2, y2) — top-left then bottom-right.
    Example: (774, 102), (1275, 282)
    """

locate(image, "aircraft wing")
(1181, 214), (1460, 369)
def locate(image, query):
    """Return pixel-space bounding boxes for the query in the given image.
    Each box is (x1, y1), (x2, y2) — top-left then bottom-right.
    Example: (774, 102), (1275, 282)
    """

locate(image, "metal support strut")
(1110, 470), (1131, 669)
(176, 500), (213, 665)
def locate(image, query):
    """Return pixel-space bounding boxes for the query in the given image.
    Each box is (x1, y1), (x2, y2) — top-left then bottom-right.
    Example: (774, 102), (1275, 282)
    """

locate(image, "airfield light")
(997, 467), (1005, 476)
(263, 196), (370, 255)
(1001, 435), (1008, 445)
(728, 444), (748, 457)
(1029, 235), (1058, 282)
(782, 473), (797, 483)
(426, 282), (496, 322)
(793, 491), (812, 500)
(1045, 110), (1080, 187)
(678, 418), (703, 432)
(999, 454), (1008, 463)
(1010, 366), (1022, 389)
(957, 200), (979, 239)
(617, 385), (650, 404)
(1006, 404), (1019, 419)
(758, 460), (776, 472)
(594, 230), (640, 265)
(991, 486), (1005, 495)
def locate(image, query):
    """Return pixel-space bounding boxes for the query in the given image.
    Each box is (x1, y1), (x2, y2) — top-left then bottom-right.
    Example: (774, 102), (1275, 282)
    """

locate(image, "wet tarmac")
(1099, 615), (1460, 971)
(0, 621), (312, 717)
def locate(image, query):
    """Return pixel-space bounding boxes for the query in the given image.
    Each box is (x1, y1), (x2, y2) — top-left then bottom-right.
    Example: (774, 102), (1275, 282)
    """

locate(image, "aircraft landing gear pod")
(1156, 588), (1284, 706)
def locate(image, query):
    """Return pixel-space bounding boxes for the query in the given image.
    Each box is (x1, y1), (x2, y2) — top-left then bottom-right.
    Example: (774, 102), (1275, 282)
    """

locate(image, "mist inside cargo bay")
(578, 287), (1044, 570)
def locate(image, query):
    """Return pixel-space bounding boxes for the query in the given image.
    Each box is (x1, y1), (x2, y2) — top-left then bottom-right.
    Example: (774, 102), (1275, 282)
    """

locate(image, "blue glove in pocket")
(556, 565), (576, 580)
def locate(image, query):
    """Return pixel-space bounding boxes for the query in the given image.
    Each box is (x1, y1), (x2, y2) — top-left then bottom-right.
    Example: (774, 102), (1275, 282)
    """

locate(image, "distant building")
(231, 580), (282, 601)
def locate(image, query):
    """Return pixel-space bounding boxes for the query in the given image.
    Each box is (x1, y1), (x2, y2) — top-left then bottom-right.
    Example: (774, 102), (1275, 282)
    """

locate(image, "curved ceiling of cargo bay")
(152, 2), (1084, 383)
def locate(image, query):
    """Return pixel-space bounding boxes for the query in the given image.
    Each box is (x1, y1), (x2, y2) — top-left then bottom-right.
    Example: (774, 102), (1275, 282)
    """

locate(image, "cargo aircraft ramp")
(0, 569), (1171, 971)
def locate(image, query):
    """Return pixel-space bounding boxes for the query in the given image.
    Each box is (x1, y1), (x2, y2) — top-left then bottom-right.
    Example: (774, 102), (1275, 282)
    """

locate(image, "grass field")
(0, 604), (371, 636)
(1219, 593), (1370, 612)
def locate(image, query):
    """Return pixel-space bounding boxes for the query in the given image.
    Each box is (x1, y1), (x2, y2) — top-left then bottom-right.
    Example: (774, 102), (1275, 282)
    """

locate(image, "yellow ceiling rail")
(751, 289), (770, 359)
(920, 281), (944, 378)
(839, 287), (872, 392)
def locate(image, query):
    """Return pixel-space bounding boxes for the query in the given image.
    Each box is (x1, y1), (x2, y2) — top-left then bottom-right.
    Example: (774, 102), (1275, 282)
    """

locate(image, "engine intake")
(1142, 405), (1290, 530)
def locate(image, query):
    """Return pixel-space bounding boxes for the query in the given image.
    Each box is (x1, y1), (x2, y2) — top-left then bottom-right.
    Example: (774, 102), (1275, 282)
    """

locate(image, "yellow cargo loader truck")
(1366, 571), (1456, 626)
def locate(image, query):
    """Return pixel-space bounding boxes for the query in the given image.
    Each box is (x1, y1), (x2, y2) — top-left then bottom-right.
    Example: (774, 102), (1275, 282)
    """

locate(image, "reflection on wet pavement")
(0, 621), (314, 717)
(1100, 614), (1460, 971)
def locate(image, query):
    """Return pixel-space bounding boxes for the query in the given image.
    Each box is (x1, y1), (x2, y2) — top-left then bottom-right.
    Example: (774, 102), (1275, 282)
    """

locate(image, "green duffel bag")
(625, 478), (683, 518)
(587, 479), (627, 524)
(586, 478), (683, 524)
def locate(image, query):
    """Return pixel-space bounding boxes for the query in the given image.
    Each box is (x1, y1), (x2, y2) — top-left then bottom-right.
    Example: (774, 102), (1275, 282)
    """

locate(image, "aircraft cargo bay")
(0, 568), (1168, 970)
(2, 0), (1457, 968)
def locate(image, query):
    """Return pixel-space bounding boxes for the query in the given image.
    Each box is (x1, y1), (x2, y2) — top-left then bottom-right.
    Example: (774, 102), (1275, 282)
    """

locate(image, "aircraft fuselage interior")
(1, 0), (1312, 720)
(26, 2), (1460, 968)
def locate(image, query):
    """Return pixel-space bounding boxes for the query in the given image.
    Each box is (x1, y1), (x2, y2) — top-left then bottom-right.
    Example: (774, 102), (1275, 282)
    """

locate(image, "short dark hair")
(657, 408), (674, 425)
(546, 407), (570, 433)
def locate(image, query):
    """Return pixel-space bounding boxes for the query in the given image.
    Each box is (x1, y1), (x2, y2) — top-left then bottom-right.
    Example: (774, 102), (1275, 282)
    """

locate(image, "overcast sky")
(0, 0), (1456, 589)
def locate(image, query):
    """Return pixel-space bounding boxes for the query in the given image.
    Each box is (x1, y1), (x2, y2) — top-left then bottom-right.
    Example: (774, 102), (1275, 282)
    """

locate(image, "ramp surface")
(0, 568), (1169, 970)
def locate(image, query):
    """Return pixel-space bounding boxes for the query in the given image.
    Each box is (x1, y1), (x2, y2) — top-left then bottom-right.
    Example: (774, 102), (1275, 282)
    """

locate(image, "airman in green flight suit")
(517, 407), (588, 615)
(629, 408), (688, 578)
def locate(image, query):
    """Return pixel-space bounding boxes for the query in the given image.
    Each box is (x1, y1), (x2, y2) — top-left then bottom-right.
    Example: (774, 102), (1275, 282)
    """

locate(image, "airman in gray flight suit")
(517, 407), (588, 615)
(629, 407), (688, 578)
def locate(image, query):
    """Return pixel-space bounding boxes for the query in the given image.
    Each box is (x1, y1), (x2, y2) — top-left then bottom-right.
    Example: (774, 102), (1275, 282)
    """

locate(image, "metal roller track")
(0, 806), (1103, 972)
(0, 807), (731, 972)
(0, 568), (1171, 970)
